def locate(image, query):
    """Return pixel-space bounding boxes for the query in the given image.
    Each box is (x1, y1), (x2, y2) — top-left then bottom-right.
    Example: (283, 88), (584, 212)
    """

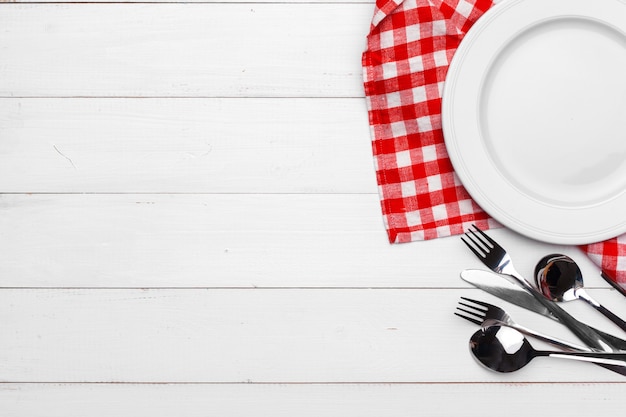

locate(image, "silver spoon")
(535, 254), (626, 333)
(469, 325), (626, 373)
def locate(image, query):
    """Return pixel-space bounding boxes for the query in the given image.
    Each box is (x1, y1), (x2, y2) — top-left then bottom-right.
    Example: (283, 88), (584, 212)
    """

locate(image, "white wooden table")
(1, 1), (625, 415)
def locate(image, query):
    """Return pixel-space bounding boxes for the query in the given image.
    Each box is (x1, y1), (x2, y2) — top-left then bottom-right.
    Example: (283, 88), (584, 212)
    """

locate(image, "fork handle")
(509, 272), (618, 352)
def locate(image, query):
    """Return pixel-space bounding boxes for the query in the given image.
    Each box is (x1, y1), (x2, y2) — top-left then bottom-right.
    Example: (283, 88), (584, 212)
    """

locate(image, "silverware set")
(457, 225), (626, 375)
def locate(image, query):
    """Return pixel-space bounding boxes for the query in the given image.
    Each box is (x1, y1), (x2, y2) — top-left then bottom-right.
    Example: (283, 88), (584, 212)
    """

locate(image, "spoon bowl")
(469, 325), (534, 372)
(534, 254), (583, 302)
(469, 325), (626, 373)
(535, 254), (626, 332)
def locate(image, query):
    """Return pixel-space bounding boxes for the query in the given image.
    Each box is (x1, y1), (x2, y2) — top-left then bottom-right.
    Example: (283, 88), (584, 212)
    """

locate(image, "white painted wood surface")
(1, 1), (625, 415)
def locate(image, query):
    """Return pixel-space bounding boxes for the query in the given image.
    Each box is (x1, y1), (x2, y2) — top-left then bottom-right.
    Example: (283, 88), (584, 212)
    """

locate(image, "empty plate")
(442, 0), (626, 244)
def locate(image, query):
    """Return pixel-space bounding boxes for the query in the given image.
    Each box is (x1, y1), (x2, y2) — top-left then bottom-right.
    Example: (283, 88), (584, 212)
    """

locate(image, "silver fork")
(462, 224), (617, 352)
(455, 297), (588, 351)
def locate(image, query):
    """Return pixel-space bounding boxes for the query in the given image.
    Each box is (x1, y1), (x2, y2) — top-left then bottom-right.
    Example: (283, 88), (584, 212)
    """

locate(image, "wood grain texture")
(0, 383), (625, 417)
(0, 194), (607, 288)
(1, 0), (625, 414)
(10, 0), (371, 2)
(1, 288), (625, 383)
(0, 98), (374, 193)
(0, 3), (372, 97)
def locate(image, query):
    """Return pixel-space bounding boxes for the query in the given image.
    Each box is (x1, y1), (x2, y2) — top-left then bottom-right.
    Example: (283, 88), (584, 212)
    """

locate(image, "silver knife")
(461, 269), (626, 352)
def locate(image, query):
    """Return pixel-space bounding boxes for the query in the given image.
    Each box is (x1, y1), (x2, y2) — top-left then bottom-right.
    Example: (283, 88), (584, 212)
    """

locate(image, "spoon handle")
(577, 289), (626, 332)
(509, 271), (617, 352)
(601, 271), (626, 298)
(460, 269), (626, 350)
(540, 350), (626, 368)
(595, 305), (626, 332)
(511, 323), (589, 351)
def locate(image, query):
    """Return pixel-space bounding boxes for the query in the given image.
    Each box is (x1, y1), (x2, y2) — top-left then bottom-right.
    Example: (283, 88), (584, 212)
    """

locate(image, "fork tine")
(456, 297), (488, 324)
(469, 224), (496, 248)
(461, 235), (486, 259)
(465, 228), (490, 252)
(457, 301), (485, 313)
(454, 311), (483, 326)
(456, 306), (484, 320)
(460, 297), (490, 308)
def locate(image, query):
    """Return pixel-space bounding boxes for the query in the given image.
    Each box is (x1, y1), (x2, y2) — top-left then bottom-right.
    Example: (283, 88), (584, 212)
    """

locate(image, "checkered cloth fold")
(362, 0), (626, 291)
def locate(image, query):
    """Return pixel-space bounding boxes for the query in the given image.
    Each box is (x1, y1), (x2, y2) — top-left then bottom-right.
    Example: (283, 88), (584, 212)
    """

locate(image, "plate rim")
(442, 0), (626, 244)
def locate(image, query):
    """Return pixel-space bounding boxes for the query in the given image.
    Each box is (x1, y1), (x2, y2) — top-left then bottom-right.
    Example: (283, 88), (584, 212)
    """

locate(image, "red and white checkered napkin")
(361, 0), (626, 291)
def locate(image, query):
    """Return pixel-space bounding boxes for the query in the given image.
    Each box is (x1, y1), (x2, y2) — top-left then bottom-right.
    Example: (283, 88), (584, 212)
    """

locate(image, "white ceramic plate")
(442, 0), (626, 244)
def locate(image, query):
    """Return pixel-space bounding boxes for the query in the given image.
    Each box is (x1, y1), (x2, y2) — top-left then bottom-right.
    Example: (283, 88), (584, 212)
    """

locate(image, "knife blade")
(460, 269), (626, 352)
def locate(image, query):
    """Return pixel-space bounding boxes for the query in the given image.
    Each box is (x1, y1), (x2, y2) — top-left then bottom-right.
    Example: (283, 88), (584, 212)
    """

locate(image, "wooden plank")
(0, 194), (605, 289)
(6, 0), (372, 2)
(0, 288), (624, 383)
(0, 382), (624, 417)
(0, 98), (374, 193)
(0, 3), (372, 97)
